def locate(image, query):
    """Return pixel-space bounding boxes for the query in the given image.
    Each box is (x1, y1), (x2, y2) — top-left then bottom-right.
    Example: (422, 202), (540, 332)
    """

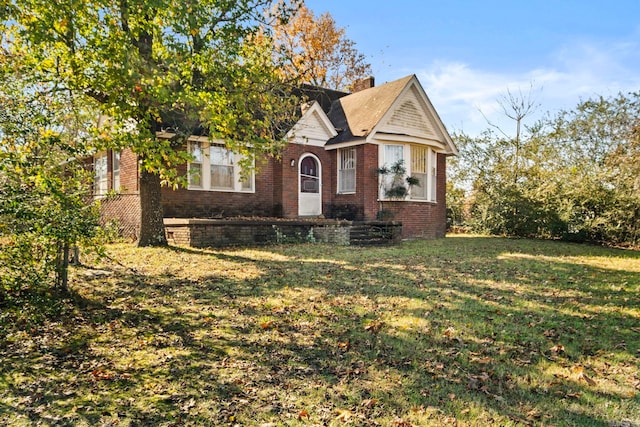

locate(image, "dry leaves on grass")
(364, 320), (384, 334)
(573, 366), (597, 386)
(335, 408), (353, 422)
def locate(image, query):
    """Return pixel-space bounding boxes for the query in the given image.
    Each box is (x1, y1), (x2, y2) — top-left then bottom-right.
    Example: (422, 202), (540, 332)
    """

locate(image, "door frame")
(298, 153), (322, 216)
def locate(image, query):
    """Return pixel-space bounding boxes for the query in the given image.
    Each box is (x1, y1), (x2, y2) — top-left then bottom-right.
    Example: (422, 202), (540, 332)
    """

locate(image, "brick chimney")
(351, 76), (375, 93)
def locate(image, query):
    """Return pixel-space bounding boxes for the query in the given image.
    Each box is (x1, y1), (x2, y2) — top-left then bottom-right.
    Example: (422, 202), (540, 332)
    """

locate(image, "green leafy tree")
(544, 94), (640, 245)
(450, 90), (640, 246)
(3, 0), (300, 246)
(0, 60), (99, 298)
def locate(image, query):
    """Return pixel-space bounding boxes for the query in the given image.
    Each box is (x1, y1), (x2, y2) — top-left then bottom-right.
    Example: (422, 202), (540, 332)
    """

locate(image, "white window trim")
(378, 143), (438, 203)
(337, 147), (356, 194)
(112, 151), (121, 191)
(187, 140), (255, 193)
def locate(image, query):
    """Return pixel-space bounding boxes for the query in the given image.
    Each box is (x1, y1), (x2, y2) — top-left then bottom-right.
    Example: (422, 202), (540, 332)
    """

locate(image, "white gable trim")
(372, 133), (447, 151)
(324, 140), (366, 151)
(286, 101), (337, 147)
(366, 76), (458, 155)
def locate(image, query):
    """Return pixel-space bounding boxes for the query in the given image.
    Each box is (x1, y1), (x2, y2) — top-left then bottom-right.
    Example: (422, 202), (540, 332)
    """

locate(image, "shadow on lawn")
(1, 237), (638, 426)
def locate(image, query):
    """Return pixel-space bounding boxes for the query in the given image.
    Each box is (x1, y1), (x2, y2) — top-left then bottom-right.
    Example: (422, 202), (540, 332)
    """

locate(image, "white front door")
(298, 154), (322, 216)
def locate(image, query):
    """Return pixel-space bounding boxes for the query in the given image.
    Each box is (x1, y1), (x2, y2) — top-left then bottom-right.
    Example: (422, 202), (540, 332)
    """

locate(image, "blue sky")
(304, 0), (640, 136)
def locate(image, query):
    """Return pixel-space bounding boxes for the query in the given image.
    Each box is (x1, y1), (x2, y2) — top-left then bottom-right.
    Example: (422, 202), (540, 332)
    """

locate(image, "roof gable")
(329, 75), (412, 138)
(326, 75), (458, 155)
(286, 101), (337, 146)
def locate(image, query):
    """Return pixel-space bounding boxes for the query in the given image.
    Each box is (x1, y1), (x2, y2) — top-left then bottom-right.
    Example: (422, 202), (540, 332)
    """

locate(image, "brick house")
(96, 74), (458, 241)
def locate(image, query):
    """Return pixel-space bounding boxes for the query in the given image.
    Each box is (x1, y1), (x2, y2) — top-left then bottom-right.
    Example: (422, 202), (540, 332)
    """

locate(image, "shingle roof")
(326, 75), (415, 145)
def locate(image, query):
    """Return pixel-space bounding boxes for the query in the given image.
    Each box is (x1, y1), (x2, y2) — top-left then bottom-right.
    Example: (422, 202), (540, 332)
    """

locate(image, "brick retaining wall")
(163, 218), (401, 247)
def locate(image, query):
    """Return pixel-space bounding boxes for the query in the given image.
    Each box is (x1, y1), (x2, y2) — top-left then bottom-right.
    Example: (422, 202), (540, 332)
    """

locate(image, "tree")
(3, 0), (300, 246)
(273, 2), (372, 91)
(450, 86), (564, 237)
(0, 55), (100, 297)
(544, 93), (640, 245)
(450, 89), (640, 246)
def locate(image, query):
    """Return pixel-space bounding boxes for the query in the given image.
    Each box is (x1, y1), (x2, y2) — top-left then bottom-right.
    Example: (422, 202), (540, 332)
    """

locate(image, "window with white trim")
(381, 144), (404, 195)
(338, 148), (356, 193)
(94, 153), (108, 196)
(429, 149), (437, 202)
(379, 144), (438, 202)
(411, 145), (428, 200)
(112, 151), (121, 191)
(187, 140), (254, 192)
(188, 142), (203, 188)
(210, 145), (234, 189)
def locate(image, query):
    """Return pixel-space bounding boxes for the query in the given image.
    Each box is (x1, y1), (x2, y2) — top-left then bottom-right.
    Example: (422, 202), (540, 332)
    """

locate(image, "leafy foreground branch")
(1, 237), (638, 426)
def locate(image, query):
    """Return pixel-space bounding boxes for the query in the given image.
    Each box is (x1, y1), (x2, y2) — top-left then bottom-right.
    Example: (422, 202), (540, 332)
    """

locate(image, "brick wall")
(118, 149), (139, 193)
(164, 218), (352, 247)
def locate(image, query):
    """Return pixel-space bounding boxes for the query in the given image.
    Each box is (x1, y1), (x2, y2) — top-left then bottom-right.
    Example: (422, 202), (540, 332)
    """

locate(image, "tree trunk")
(56, 242), (70, 293)
(138, 167), (168, 247)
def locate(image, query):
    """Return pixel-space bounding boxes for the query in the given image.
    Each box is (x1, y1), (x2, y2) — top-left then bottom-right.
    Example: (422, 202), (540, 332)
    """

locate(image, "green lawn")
(1, 235), (639, 426)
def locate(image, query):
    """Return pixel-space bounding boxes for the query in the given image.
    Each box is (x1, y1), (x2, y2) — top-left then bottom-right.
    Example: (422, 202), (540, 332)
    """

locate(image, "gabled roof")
(326, 75), (458, 155)
(286, 100), (338, 146)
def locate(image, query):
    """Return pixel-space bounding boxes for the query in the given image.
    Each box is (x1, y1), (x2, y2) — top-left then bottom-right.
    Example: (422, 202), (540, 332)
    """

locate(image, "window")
(338, 148), (356, 193)
(187, 140), (253, 192)
(188, 142), (203, 188)
(411, 146), (428, 200)
(94, 154), (108, 196)
(384, 144), (404, 165)
(379, 144), (438, 202)
(430, 149), (437, 202)
(210, 145), (234, 189)
(381, 144), (405, 195)
(300, 156), (319, 193)
(112, 151), (121, 191)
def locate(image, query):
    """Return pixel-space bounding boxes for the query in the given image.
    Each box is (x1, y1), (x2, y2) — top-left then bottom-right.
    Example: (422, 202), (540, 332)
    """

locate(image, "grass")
(1, 235), (639, 426)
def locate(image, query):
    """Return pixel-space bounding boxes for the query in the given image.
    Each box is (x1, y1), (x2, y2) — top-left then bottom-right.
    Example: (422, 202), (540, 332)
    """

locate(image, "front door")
(298, 154), (322, 216)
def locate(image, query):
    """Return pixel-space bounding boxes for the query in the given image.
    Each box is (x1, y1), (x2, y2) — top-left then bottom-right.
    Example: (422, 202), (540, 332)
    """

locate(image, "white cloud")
(416, 38), (640, 136)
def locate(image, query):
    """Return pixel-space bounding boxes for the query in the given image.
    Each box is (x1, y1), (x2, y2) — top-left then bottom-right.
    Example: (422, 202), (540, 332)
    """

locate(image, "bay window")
(380, 143), (438, 202)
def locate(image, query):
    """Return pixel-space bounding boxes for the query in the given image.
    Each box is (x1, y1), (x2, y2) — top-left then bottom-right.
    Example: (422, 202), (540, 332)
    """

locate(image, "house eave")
(324, 138), (367, 151)
(367, 132), (448, 151)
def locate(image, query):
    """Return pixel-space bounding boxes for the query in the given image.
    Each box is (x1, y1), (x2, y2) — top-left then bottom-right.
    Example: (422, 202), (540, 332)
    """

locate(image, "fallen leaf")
(298, 409), (310, 420)
(443, 326), (456, 338)
(365, 320), (384, 334)
(337, 341), (350, 351)
(578, 372), (596, 386)
(392, 418), (413, 427)
(91, 368), (112, 381)
(527, 409), (542, 419)
(550, 344), (565, 353)
(471, 356), (493, 364)
(335, 409), (352, 422)
(361, 398), (378, 408)
(260, 320), (274, 330)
